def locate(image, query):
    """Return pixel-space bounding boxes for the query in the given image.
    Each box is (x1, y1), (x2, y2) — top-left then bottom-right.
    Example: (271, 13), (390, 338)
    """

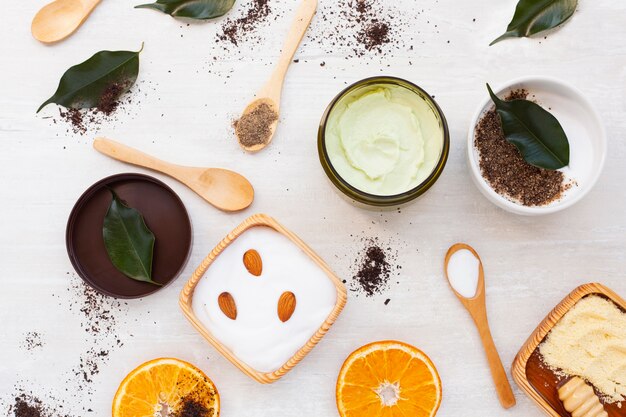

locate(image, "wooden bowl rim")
(179, 213), (348, 384)
(511, 282), (626, 416)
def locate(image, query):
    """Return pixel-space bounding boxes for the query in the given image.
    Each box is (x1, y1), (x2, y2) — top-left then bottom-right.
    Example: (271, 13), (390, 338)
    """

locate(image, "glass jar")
(318, 76), (450, 207)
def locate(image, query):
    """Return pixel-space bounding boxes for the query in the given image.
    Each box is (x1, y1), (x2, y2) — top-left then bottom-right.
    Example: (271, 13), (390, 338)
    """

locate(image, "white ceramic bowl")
(467, 76), (607, 216)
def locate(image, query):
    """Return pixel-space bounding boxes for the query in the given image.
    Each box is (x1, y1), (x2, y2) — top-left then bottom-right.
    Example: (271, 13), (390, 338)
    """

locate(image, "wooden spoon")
(32, 0), (101, 44)
(235, 0), (318, 152)
(93, 137), (254, 212)
(444, 243), (516, 409)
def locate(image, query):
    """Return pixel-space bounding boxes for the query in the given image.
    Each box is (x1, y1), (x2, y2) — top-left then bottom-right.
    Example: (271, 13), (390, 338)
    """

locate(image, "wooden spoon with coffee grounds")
(235, 0), (317, 152)
(94, 137), (254, 212)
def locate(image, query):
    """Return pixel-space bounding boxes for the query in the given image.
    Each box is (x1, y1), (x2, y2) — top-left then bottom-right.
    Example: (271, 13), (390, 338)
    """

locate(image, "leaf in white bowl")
(487, 83), (570, 170)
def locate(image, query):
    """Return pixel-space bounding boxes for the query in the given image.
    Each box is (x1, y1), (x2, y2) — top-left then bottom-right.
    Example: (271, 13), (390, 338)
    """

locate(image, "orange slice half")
(112, 358), (219, 417)
(336, 341), (442, 417)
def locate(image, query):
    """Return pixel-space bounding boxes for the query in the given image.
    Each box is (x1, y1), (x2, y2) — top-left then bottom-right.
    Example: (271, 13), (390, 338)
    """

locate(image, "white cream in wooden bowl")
(191, 226), (337, 373)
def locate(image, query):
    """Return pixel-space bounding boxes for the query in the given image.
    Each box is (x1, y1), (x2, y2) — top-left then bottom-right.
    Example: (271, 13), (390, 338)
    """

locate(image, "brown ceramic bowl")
(66, 173), (192, 298)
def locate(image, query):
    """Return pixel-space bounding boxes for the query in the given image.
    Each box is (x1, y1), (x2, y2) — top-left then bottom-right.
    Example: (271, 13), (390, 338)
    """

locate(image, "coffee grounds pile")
(10, 394), (47, 417)
(172, 397), (214, 417)
(21, 332), (44, 351)
(474, 90), (572, 206)
(351, 238), (398, 297)
(354, 1), (391, 52)
(96, 82), (127, 116)
(312, 0), (406, 58)
(217, 0), (272, 46)
(8, 393), (72, 417)
(233, 102), (278, 148)
(56, 81), (133, 135)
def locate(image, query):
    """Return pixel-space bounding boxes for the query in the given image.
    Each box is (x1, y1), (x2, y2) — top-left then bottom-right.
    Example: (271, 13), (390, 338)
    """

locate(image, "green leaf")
(490, 0), (577, 45)
(37, 44), (143, 113)
(103, 189), (160, 286)
(135, 0), (235, 20)
(486, 83), (570, 170)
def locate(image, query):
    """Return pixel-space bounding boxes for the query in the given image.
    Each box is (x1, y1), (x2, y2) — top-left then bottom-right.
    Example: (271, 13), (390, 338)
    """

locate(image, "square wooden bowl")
(179, 213), (348, 384)
(511, 283), (625, 416)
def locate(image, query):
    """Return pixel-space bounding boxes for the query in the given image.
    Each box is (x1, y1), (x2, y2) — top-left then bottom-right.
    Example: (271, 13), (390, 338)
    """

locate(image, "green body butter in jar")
(318, 77), (449, 207)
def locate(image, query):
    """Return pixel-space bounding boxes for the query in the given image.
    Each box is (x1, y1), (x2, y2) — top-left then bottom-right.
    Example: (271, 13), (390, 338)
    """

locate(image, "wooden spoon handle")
(472, 311), (517, 409)
(93, 137), (182, 177)
(259, 0), (317, 101)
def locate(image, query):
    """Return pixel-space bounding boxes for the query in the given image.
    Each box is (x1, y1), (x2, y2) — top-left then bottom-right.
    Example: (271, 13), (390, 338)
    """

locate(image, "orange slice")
(336, 341), (442, 417)
(112, 358), (219, 417)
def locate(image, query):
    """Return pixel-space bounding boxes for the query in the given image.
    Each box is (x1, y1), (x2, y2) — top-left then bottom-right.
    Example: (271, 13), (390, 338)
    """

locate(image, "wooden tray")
(179, 213), (348, 384)
(512, 283), (625, 416)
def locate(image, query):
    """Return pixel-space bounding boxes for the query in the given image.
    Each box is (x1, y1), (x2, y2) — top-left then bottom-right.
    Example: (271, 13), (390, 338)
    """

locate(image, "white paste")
(192, 226), (337, 373)
(447, 249), (480, 298)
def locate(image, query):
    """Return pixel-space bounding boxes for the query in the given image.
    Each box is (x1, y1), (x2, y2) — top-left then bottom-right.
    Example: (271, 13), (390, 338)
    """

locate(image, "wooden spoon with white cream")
(444, 243), (516, 409)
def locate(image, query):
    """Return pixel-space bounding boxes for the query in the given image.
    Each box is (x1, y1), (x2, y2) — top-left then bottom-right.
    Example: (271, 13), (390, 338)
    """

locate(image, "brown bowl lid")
(66, 173), (192, 298)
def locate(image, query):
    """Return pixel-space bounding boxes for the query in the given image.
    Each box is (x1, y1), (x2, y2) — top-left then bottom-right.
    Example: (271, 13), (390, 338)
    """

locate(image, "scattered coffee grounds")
(73, 348), (109, 384)
(233, 102), (278, 148)
(2, 275), (130, 415)
(59, 274), (128, 396)
(218, 0), (272, 46)
(55, 81), (133, 135)
(58, 108), (87, 134)
(21, 332), (44, 351)
(350, 238), (398, 297)
(68, 275), (124, 336)
(65, 277), (125, 393)
(474, 89), (573, 206)
(311, 0), (407, 58)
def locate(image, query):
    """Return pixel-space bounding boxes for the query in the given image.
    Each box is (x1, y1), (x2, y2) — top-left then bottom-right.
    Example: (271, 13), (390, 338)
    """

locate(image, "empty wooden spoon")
(32, 0), (101, 44)
(93, 137), (254, 212)
(235, 0), (317, 152)
(444, 243), (516, 409)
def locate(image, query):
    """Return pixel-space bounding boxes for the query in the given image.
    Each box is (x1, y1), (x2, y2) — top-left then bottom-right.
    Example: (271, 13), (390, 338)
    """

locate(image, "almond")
(243, 249), (263, 276)
(277, 291), (296, 322)
(218, 292), (237, 320)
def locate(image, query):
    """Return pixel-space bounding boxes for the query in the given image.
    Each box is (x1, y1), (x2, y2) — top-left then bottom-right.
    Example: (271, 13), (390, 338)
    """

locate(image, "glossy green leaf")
(37, 45), (143, 113)
(135, 0), (235, 20)
(487, 83), (570, 170)
(103, 189), (160, 286)
(490, 0), (577, 45)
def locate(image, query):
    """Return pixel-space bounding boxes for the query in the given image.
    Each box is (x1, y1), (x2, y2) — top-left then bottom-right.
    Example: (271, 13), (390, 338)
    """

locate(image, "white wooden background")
(1, 0), (625, 416)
